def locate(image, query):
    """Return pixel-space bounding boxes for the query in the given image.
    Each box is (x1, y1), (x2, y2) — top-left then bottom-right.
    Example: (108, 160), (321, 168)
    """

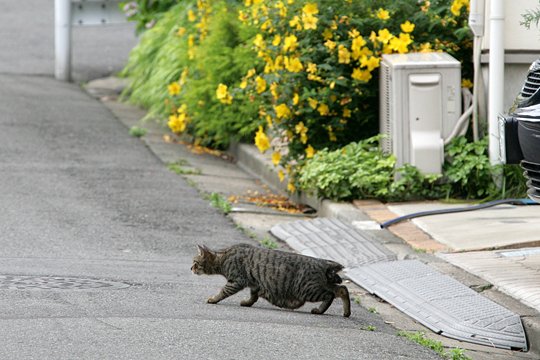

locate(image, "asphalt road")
(0, 1), (440, 359)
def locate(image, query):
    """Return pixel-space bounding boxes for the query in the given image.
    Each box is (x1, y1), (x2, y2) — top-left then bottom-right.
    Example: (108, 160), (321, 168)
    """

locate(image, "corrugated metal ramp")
(270, 219), (528, 351)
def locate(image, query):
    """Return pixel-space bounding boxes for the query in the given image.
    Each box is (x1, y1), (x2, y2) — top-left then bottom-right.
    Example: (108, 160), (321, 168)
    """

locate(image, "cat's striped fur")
(191, 243), (351, 317)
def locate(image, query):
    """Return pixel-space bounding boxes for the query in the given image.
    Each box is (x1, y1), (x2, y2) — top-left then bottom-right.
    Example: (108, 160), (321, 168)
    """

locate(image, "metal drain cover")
(0, 275), (130, 290)
(346, 260), (527, 351)
(270, 218), (396, 267)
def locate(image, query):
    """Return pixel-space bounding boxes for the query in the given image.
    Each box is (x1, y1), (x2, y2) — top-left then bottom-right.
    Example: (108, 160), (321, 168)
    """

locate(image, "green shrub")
(121, 2), (190, 115)
(121, 0), (260, 148)
(298, 136), (527, 202)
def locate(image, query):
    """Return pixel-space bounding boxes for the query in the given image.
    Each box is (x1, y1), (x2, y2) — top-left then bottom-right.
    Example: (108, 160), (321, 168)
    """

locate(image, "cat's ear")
(197, 244), (211, 256)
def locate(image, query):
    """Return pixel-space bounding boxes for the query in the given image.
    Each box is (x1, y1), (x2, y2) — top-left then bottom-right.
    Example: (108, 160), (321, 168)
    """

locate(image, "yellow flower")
(302, 14), (318, 30)
(461, 78), (473, 88)
(400, 21), (415, 33)
(389, 33), (413, 54)
(254, 126), (270, 153)
(216, 83), (232, 104)
(272, 152), (281, 165)
(274, 103), (291, 119)
(272, 35), (282, 46)
(376, 8), (390, 20)
(287, 182), (296, 193)
(305, 145), (315, 158)
(348, 29), (360, 39)
(322, 28), (333, 40)
(238, 10), (248, 22)
(351, 36), (367, 60)
(260, 19), (272, 32)
(343, 108), (352, 118)
(168, 82), (181, 96)
(275, 1), (287, 17)
(216, 83), (228, 99)
(253, 34), (265, 49)
(419, 42), (433, 53)
(289, 15), (302, 30)
(177, 27), (186, 36)
(377, 29), (393, 44)
(351, 68), (372, 82)
(240, 79), (248, 89)
(360, 56), (380, 71)
(246, 68), (256, 78)
(283, 34), (298, 52)
(308, 98), (318, 109)
(273, 55), (284, 71)
(293, 93), (300, 105)
(317, 103), (329, 116)
(450, 0), (468, 16)
(369, 31), (377, 44)
(285, 56), (303, 72)
(307, 62), (317, 74)
(188, 9), (197, 22)
(302, 3), (319, 16)
(177, 104), (188, 114)
(266, 115), (273, 128)
(338, 45), (351, 64)
(270, 82), (279, 99)
(295, 121), (307, 135)
(324, 40), (337, 51)
(255, 76), (267, 94)
(168, 114), (186, 133)
(188, 35), (195, 48)
(263, 57), (274, 73)
(278, 170), (285, 182)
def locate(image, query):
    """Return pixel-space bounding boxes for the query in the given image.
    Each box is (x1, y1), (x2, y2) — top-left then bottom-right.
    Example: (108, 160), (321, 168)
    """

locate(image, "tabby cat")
(191, 243), (351, 317)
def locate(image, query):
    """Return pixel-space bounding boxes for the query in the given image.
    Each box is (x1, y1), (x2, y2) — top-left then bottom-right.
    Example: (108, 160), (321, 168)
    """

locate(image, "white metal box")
(380, 52), (461, 174)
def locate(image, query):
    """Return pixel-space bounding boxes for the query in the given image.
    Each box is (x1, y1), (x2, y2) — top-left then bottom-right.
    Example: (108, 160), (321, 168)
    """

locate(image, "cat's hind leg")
(240, 287), (259, 307)
(335, 285), (351, 317)
(207, 281), (244, 304)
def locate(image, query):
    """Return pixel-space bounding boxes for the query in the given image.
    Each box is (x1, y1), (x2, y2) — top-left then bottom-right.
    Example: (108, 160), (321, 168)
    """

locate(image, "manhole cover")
(0, 275), (130, 290)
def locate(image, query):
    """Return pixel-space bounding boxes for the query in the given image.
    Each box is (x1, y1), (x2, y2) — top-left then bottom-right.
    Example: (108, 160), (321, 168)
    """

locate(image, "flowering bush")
(218, 0), (472, 191)
(122, 0), (497, 200)
(122, 0), (261, 148)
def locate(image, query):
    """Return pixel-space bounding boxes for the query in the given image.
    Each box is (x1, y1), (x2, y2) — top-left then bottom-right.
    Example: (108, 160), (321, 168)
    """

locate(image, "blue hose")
(380, 198), (537, 229)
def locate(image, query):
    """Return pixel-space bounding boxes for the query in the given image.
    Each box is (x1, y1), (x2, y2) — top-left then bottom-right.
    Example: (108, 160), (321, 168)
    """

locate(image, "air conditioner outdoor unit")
(380, 53), (462, 175)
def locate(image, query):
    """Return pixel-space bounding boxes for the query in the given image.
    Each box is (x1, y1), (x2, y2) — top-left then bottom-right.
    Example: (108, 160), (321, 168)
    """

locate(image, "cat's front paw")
(311, 308), (323, 315)
(207, 296), (219, 304)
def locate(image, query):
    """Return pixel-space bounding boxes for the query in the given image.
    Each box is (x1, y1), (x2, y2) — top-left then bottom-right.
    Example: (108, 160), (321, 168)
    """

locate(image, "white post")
(55, 0), (72, 81)
(488, 0), (504, 165)
(468, 0), (485, 142)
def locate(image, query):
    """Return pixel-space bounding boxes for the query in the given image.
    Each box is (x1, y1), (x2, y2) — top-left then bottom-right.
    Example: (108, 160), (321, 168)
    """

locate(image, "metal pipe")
(488, 0), (504, 165)
(469, 0), (485, 141)
(55, 0), (72, 81)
